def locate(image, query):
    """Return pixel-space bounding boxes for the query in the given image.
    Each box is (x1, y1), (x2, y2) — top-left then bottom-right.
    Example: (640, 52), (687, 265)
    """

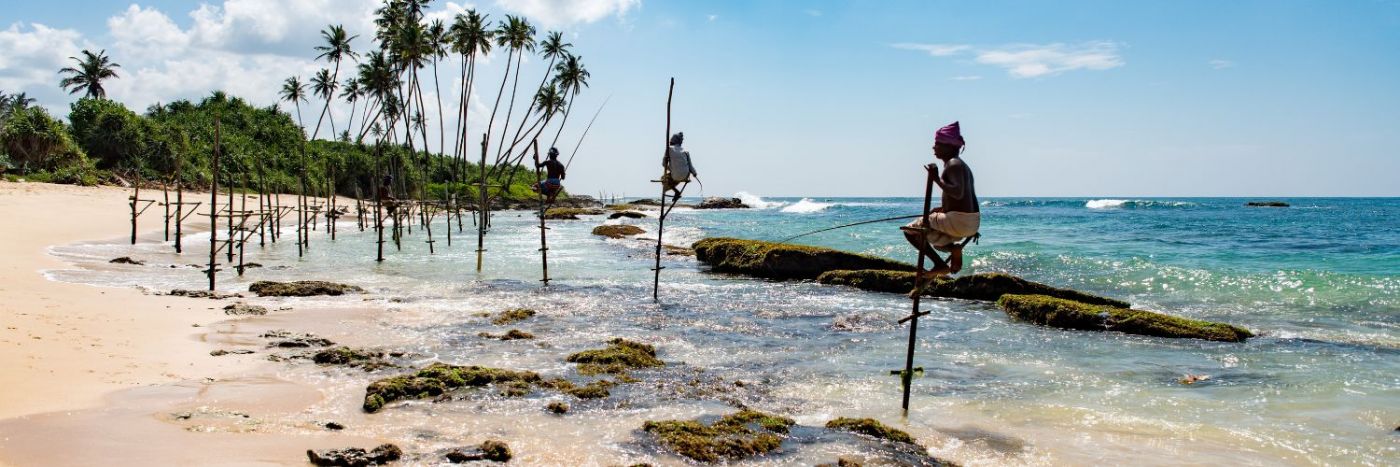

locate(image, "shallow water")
(48, 196), (1400, 465)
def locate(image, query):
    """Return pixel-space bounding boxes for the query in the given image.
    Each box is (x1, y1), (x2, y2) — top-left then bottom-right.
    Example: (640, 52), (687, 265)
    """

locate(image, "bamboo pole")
(162, 183), (170, 241)
(532, 140), (549, 285)
(476, 133), (488, 272)
(898, 165), (939, 414)
(174, 151), (184, 254)
(652, 78), (675, 300)
(208, 117), (221, 291)
(130, 171), (140, 244)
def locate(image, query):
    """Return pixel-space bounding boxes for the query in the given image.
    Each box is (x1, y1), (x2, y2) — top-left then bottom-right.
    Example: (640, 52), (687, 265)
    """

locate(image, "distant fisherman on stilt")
(661, 132), (696, 199)
(901, 121), (979, 282)
(533, 147), (566, 204)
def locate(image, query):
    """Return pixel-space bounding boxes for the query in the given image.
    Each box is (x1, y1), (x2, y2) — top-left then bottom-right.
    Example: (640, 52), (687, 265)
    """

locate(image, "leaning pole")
(897, 165), (938, 414)
(651, 78), (675, 300)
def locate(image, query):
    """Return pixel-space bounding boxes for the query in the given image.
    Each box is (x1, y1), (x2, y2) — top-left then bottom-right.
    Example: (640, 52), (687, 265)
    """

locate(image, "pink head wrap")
(935, 121), (964, 147)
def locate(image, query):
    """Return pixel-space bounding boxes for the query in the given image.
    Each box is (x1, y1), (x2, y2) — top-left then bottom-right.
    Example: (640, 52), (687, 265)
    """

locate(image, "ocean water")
(47, 195), (1399, 465)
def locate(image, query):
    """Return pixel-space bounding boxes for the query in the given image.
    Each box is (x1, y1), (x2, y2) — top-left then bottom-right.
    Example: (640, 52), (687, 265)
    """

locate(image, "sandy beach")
(0, 182), (383, 465)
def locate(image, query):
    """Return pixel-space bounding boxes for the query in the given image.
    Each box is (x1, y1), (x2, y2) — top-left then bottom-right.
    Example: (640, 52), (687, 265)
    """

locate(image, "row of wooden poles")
(124, 78), (931, 416)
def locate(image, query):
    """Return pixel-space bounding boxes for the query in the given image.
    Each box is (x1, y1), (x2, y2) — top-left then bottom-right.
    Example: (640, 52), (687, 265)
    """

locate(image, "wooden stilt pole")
(532, 140), (549, 285)
(130, 172), (140, 244)
(208, 117), (221, 291)
(174, 151), (184, 254)
(652, 78), (675, 300)
(226, 173), (235, 263)
(476, 133), (488, 272)
(898, 165), (939, 415)
(162, 183), (170, 241)
(375, 143), (385, 262)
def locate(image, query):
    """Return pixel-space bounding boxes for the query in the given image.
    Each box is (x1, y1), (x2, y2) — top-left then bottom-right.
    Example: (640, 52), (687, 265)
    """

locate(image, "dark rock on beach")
(167, 289), (241, 299)
(109, 256), (144, 265)
(592, 224), (645, 239)
(608, 210), (647, 219)
(694, 197), (749, 209)
(1245, 201), (1290, 207)
(314, 347), (394, 370)
(478, 329), (535, 340)
(693, 238), (913, 280)
(445, 440), (512, 463)
(997, 294), (1254, 342)
(324, 422), (345, 430)
(306, 443), (402, 466)
(262, 330), (335, 348)
(222, 302), (268, 316)
(818, 270), (1131, 307)
(642, 409), (794, 462)
(248, 280), (363, 297)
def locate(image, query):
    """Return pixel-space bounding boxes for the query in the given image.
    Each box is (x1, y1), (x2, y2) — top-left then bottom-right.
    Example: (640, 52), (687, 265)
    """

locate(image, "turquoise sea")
(49, 194), (1399, 465)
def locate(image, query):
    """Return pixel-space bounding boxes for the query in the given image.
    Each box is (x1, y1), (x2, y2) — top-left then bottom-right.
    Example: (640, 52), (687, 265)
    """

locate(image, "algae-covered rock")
(314, 347), (391, 369)
(693, 238), (912, 280)
(695, 197), (749, 209)
(545, 378), (616, 399)
(592, 224), (645, 239)
(817, 270), (1131, 307)
(478, 329), (535, 340)
(363, 363), (541, 412)
(566, 338), (664, 375)
(490, 308), (536, 325)
(997, 294), (1253, 342)
(546, 401), (570, 414)
(223, 302), (268, 316)
(825, 417), (917, 445)
(643, 410), (794, 462)
(306, 443), (401, 466)
(543, 207), (606, 219)
(248, 280), (364, 297)
(262, 330), (335, 348)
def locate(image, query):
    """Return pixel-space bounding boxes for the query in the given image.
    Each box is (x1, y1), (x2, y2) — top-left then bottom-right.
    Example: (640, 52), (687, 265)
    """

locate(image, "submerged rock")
(592, 224), (646, 239)
(825, 417), (917, 445)
(566, 338), (665, 375)
(695, 197), (749, 209)
(664, 245), (695, 256)
(818, 270), (1131, 307)
(209, 349), (254, 356)
(997, 294), (1253, 342)
(445, 440), (512, 463)
(222, 302), (268, 316)
(248, 280), (364, 297)
(693, 238), (912, 280)
(109, 256), (144, 265)
(816, 458), (864, 467)
(1245, 201), (1289, 207)
(608, 210), (647, 219)
(167, 289), (241, 299)
(542, 207), (606, 219)
(478, 329), (535, 340)
(544, 378), (616, 399)
(306, 443), (402, 466)
(490, 308), (536, 325)
(262, 330), (335, 348)
(546, 401), (570, 414)
(642, 409), (794, 462)
(362, 363), (541, 413)
(313, 347), (391, 369)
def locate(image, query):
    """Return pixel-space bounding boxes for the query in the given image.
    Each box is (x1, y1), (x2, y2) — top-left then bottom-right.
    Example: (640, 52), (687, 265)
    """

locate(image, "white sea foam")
(1086, 199), (1129, 209)
(780, 198), (832, 213)
(734, 191), (785, 209)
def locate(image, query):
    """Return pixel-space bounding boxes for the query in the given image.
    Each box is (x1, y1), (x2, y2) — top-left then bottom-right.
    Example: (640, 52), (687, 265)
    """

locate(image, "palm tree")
(427, 19), (449, 157)
(340, 78), (362, 142)
(279, 75), (310, 254)
(549, 54), (591, 147)
(311, 24), (358, 141)
(58, 49), (121, 99)
(506, 31), (570, 151)
(279, 77), (308, 131)
(486, 15), (535, 166)
(310, 68), (339, 137)
(449, 10), (492, 173)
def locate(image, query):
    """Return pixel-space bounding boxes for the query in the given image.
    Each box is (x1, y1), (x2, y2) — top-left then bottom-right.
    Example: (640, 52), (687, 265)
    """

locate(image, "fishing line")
(775, 214), (923, 244)
(565, 94), (611, 170)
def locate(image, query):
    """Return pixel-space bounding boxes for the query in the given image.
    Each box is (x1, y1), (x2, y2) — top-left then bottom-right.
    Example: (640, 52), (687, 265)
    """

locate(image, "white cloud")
(109, 5), (190, 57)
(493, 0), (639, 27)
(891, 43), (971, 57)
(1208, 59), (1234, 69)
(951, 75), (982, 81)
(0, 23), (90, 112)
(893, 41), (1125, 78)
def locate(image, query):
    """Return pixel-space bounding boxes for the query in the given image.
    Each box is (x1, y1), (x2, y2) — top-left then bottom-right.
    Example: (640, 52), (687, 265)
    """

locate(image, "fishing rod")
(565, 94), (611, 170)
(776, 213), (922, 244)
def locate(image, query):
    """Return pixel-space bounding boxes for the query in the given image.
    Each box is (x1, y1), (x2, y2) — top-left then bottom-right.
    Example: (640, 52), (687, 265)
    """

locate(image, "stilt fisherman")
(901, 121), (980, 282)
(533, 147), (566, 204)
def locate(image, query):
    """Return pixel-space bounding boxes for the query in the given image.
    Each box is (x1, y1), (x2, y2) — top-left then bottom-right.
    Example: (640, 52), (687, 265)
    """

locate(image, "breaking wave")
(780, 198), (832, 213)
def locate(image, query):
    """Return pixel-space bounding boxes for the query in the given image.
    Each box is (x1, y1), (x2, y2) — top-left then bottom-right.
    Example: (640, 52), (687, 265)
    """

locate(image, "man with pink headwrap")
(901, 121), (980, 283)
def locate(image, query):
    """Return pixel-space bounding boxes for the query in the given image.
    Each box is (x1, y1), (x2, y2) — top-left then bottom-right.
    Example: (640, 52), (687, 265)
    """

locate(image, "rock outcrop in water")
(642, 410), (794, 462)
(490, 308), (536, 325)
(1245, 201), (1289, 207)
(478, 329), (535, 340)
(222, 302), (268, 316)
(445, 440), (512, 463)
(313, 347), (395, 370)
(566, 338), (664, 376)
(362, 363), (542, 412)
(248, 280), (363, 297)
(997, 294), (1253, 342)
(592, 224), (645, 239)
(825, 418), (917, 445)
(542, 207), (606, 219)
(109, 256), (144, 265)
(167, 289), (241, 299)
(695, 197), (750, 209)
(817, 270), (1131, 307)
(693, 238), (912, 280)
(608, 210), (647, 219)
(306, 443), (401, 466)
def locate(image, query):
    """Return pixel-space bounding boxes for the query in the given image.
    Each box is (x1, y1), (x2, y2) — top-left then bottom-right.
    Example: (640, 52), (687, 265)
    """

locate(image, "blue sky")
(2, 1), (1398, 197)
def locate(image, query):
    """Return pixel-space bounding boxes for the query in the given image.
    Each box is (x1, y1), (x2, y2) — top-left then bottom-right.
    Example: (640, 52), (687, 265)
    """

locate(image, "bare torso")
(940, 157), (979, 213)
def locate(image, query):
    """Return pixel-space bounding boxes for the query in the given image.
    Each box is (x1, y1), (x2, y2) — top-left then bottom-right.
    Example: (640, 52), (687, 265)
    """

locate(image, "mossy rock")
(543, 207), (606, 219)
(478, 329), (535, 340)
(997, 294), (1253, 342)
(817, 270), (1131, 307)
(642, 410), (795, 462)
(491, 308), (536, 325)
(546, 401), (570, 414)
(566, 338), (664, 373)
(445, 440), (513, 463)
(363, 363), (541, 412)
(248, 280), (364, 297)
(545, 378), (616, 399)
(592, 224), (645, 239)
(825, 417), (917, 445)
(314, 347), (389, 368)
(693, 238), (913, 280)
(307, 444), (401, 466)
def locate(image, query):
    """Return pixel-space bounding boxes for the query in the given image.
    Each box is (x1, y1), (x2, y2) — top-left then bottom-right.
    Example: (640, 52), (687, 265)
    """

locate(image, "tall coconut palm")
(58, 49), (121, 99)
(340, 78), (362, 142)
(310, 24), (358, 141)
(549, 54), (591, 147)
(279, 77), (308, 131)
(279, 75), (310, 254)
(310, 68), (339, 137)
(427, 19), (449, 157)
(506, 31), (569, 151)
(448, 11), (492, 174)
(486, 15), (535, 167)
